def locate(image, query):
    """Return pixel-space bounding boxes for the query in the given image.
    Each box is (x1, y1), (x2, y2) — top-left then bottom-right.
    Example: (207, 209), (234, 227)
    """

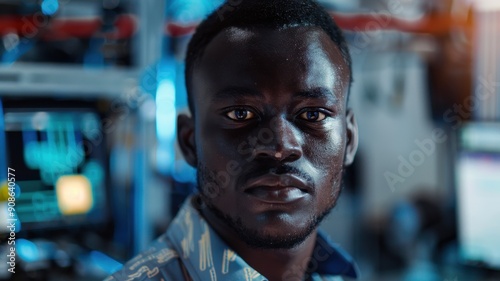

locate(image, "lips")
(244, 174), (312, 204)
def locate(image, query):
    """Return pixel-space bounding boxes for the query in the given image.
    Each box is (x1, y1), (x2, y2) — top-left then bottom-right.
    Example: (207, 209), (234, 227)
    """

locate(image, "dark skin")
(178, 26), (358, 281)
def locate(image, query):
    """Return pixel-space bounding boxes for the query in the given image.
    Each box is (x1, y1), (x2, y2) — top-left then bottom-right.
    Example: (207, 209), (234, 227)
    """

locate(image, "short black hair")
(185, 0), (352, 115)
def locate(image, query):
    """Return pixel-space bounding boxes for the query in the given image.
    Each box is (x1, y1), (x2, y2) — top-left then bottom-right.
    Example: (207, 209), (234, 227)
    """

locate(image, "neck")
(234, 236), (317, 281)
(199, 202), (317, 281)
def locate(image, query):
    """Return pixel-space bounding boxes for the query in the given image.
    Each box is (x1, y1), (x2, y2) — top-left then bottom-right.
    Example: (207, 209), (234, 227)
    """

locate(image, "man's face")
(179, 26), (358, 249)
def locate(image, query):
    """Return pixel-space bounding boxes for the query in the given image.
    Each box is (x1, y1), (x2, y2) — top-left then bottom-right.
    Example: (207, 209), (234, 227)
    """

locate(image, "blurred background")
(0, 0), (499, 280)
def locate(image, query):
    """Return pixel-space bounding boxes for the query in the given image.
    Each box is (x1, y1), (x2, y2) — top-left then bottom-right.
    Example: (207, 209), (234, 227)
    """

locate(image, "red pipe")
(0, 14), (137, 40)
(330, 12), (467, 35)
(0, 12), (467, 40)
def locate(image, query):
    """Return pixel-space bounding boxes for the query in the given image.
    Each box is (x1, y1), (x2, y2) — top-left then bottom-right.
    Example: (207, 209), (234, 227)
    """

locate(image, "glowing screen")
(1, 110), (107, 231)
(457, 123), (500, 269)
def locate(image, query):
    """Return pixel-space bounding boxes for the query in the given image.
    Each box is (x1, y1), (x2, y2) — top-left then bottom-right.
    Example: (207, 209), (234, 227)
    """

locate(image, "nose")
(253, 117), (303, 162)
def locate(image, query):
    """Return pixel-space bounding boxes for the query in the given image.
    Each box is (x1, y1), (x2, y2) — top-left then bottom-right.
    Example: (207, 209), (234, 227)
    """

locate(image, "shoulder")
(105, 235), (184, 281)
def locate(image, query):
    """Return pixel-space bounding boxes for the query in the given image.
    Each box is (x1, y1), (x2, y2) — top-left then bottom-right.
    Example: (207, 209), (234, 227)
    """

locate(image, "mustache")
(240, 164), (315, 189)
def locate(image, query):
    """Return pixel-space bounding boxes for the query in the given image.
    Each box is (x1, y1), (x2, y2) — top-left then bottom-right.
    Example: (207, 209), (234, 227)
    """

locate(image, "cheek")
(198, 119), (260, 163)
(198, 123), (229, 162)
(306, 125), (346, 170)
(196, 128), (247, 190)
(314, 161), (343, 209)
(305, 125), (346, 200)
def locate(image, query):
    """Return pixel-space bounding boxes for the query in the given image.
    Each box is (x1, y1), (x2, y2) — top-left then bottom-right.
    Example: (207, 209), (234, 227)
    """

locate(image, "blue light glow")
(83, 161), (105, 190)
(17, 239), (40, 262)
(156, 80), (176, 141)
(22, 117), (84, 186)
(41, 0), (59, 15)
(156, 79), (177, 174)
(1, 39), (34, 65)
(167, 0), (224, 23)
(90, 250), (123, 274)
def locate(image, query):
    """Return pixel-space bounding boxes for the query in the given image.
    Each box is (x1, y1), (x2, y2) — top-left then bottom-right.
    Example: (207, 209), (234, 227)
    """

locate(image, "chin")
(241, 230), (313, 250)
(249, 228), (315, 250)
(232, 213), (320, 250)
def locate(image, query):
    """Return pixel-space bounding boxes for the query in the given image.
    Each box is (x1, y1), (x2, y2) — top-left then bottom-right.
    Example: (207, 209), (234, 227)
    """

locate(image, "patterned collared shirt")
(105, 196), (359, 281)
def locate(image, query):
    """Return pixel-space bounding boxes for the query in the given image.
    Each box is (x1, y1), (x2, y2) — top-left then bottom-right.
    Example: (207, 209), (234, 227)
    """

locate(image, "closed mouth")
(244, 174), (311, 204)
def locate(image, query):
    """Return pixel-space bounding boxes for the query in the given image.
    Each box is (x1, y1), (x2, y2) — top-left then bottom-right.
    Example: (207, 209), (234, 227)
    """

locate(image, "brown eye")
(299, 111), (327, 122)
(226, 109), (255, 121)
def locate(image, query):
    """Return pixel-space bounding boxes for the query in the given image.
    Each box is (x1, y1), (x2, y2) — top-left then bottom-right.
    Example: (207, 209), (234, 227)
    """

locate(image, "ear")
(177, 114), (197, 167)
(344, 108), (359, 166)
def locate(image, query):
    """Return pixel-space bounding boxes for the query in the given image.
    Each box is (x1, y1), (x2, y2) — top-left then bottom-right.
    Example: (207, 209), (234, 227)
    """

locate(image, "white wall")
(350, 52), (445, 218)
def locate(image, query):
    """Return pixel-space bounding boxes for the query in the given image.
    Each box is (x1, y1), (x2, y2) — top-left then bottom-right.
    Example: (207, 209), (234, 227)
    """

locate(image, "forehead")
(192, 26), (349, 106)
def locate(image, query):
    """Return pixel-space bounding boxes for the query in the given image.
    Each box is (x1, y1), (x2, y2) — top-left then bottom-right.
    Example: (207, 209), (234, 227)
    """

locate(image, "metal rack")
(0, 63), (138, 98)
(0, 0), (166, 271)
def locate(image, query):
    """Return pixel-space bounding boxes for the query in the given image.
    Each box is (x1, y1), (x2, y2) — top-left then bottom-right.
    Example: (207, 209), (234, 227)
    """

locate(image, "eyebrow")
(211, 86), (337, 103)
(295, 87), (337, 102)
(211, 87), (263, 103)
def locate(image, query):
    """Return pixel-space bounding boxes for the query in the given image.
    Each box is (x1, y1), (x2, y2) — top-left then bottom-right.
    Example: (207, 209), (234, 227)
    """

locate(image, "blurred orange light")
(56, 175), (93, 215)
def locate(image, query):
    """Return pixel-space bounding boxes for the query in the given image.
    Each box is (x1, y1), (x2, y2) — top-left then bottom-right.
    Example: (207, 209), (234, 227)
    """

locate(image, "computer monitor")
(456, 122), (500, 270)
(0, 108), (108, 233)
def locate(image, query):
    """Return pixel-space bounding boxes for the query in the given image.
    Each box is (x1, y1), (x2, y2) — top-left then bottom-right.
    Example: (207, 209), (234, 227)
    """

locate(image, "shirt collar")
(314, 231), (359, 278)
(166, 196), (359, 280)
